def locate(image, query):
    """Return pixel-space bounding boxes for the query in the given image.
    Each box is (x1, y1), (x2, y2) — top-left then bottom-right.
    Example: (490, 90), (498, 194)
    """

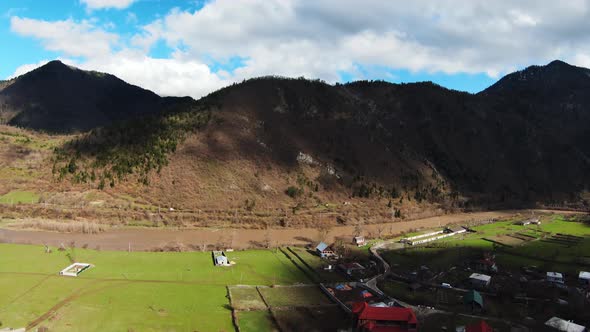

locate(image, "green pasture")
(0, 244), (309, 331)
(237, 310), (277, 332)
(0, 190), (40, 204)
(382, 214), (590, 275)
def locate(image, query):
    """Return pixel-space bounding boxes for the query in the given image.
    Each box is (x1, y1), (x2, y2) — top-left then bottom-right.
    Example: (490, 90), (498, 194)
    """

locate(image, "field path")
(0, 209), (581, 251)
(25, 280), (129, 331)
(0, 275), (52, 311)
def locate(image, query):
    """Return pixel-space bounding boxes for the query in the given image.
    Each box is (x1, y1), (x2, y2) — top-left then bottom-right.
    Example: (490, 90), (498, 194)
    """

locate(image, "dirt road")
(0, 209), (578, 251)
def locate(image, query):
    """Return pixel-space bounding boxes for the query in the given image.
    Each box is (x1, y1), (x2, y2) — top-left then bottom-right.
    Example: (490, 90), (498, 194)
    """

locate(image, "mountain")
(2, 60), (589, 228)
(0, 60), (188, 133)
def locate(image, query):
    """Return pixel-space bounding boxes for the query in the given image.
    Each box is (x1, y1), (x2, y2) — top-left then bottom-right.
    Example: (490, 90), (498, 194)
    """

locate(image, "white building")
(579, 271), (590, 286)
(547, 272), (565, 284)
(59, 263), (91, 277)
(545, 317), (587, 332)
(469, 273), (492, 288)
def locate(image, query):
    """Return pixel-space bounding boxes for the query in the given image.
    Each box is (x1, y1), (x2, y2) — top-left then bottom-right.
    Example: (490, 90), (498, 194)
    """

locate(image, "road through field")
(0, 209), (581, 251)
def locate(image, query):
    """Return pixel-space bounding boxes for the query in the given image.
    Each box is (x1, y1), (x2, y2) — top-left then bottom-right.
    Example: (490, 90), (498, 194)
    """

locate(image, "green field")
(0, 190), (40, 204)
(383, 214), (590, 275)
(0, 244), (309, 331)
(237, 310), (277, 332)
(258, 285), (332, 307)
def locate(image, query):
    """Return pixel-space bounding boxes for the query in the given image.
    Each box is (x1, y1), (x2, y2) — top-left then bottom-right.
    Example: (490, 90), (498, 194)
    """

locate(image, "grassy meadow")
(382, 214), (590, 275)
(0, 244), (310, 331)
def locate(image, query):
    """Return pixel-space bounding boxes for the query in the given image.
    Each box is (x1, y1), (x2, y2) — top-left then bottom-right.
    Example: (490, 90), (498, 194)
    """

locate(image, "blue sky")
(1, 0), (589, 98)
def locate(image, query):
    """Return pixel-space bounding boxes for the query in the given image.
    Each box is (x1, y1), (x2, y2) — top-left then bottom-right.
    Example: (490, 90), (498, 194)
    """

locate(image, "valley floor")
(0, 210), (570, 251)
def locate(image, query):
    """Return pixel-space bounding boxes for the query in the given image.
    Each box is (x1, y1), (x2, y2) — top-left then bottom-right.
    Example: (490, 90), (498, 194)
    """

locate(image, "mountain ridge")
(0, 60), (191, 133)
(2, 59), (589, 222)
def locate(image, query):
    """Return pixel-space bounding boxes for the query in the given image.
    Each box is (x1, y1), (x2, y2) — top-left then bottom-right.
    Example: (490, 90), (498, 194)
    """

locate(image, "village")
(0, 212), (589, 332)
(225, 212), (590, 332)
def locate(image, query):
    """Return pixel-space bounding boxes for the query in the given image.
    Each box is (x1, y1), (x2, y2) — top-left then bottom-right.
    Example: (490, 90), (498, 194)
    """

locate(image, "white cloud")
(80, 0), (135, 10)
(11, 17), (118, 58)
(8, 0), (590, 97)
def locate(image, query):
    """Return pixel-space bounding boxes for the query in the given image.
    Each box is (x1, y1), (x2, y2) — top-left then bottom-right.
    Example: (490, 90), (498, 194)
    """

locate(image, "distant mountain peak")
(0, 59), (190, 133)
(546, 59), (569, 67)
(481, 59), (590, 96)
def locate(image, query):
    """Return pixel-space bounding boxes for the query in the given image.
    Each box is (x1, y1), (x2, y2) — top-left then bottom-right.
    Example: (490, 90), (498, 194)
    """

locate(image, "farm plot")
(228, 286), (267, 310)
(271, 306), (351, 332)
(258, 285), (332, 307)
(237, 310), (278, 332)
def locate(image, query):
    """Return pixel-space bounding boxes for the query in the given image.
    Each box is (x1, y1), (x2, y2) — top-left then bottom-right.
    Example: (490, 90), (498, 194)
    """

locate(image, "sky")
(2, 0), (590, 98)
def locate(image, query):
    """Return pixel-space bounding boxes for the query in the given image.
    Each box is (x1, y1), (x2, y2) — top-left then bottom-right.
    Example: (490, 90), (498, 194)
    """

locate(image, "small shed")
(547, 272), (565, 284)
(353, 236), (366, 247)
(464, 290), (484, 310)
(544, 316), (586, 332)
(338, 262), (365, 275)
(316, 242), (335, 258)
(579, 271), (590, 286)
(215, 255), (229, 266)
(469, 273), (492, 288)
(445, 226), (466, 234)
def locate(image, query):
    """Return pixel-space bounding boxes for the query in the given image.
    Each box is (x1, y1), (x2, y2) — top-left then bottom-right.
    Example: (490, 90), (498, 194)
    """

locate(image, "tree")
(354, 219), (364, 237)
(317, 223), (332, 243)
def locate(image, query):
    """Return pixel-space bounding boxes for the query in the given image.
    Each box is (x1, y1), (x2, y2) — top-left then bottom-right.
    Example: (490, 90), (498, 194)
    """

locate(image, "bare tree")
(317, 223), (332, 243)
(264, 224), (272, 248)
(354, 219), (364, 237)
(376, 225), (385, 239)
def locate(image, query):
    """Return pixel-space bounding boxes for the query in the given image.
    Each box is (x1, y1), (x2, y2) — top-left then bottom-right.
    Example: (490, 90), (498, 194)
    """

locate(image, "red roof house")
(352, 302), (418, 332)
(466, 320), (493, 332)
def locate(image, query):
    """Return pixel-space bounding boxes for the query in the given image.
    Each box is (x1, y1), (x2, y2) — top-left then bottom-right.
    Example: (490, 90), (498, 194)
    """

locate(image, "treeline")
(53, 100), (211, 188)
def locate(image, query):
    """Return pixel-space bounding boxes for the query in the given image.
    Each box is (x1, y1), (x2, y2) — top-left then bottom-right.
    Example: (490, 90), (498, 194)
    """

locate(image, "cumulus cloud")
(8, 0), (590, 98)
(80, 0), (135, 10)
(11, 16), (118, 58)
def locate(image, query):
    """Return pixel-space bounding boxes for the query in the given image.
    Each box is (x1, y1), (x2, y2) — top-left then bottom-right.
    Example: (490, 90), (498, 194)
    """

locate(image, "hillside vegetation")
(1, 60), (590, 229)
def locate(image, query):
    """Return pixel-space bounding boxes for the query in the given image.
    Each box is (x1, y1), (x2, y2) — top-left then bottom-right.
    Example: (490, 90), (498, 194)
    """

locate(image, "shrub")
(285, 186), (303, 198)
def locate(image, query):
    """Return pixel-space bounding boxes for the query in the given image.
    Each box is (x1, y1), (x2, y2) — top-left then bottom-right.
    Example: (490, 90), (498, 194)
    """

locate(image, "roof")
(447, 226), (465, 232)
(362, 321), (409, 332)
(352, 302), (417, 324)
(340, 262), (365, 270)
(547, 272), (564, 278)
(215, 256), (228, 263)
(579, 271), (590, 280)
(545, 317), (586, 332)
(316, 242), (329, 252)
(466, 320), (493, 332)
(469, 273), (492, 282)
(463, 290), (484, 307)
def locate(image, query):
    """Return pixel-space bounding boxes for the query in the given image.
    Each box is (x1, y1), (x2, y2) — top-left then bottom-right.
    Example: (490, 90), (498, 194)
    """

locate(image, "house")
(463, 290), (484, 311)
(466, 320), (493, 332)
(579, 271), (590, 286)
(547, 272), (565, 284)
(338, 262), (365, 275)
(354, 236), (367, 247)
(212, 251), (230, 266)
(215, 255), (228, 266)
(352, 302), (417, 332)
(445, 226), (466, 234)
(516, 218), (541, 226)
(471, 257), (498, 273)
(316, 242), (336, 258)
(469, 273), (492, 288)
(544, 317), (587, 332)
